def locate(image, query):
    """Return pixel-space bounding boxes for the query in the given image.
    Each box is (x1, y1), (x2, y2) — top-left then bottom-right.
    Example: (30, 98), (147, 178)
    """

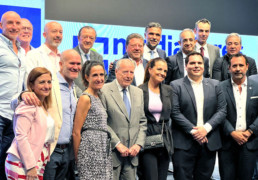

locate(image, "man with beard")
(143, 22), (166, 60)
(17, 18), (34, 55)
(212, 33), (257, 81)
(218, 53), (258, 180)
(107, 33), (148, 86)
(165, 28), (210, 84)
(194, 18), (220, 77)
(26, 21), (63, 77)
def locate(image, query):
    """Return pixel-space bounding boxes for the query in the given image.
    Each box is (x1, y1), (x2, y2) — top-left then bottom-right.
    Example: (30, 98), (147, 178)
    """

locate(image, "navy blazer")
(220, 77), (258, 150)
(170, 76), (227, 151)
(107, 58), (148, 86)
(139, 82), (173, 155)
(165, 51), (210, 84)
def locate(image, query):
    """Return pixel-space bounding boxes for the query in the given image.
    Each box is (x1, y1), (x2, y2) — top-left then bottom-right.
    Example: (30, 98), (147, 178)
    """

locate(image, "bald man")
(17, 18), (34, 55)
(0, 11), (25, 179)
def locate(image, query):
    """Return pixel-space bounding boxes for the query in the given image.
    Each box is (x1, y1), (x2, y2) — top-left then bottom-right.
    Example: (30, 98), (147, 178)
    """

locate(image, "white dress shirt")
(195, 42), (210, 60)
(79, 45), (91, 63)
(133, 59), (145, 86)
(143, 44), (159, 60)
(232, 78), (247, 131)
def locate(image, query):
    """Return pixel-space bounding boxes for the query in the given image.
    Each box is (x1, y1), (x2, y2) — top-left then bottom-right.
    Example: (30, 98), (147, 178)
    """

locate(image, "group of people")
(0, 10), (258, 180)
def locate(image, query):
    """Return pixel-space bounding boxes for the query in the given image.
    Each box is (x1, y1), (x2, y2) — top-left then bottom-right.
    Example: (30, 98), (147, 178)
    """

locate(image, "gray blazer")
(157, 48), (167, 60)
(170, 76), (227, 151)
(73, 45), (103, 97)
(207, 44), (220, 77)
(100, 81), (147, 167)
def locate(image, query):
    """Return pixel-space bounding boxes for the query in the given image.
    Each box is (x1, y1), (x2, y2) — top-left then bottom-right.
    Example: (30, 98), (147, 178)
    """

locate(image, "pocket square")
(250, 96), (258, 99)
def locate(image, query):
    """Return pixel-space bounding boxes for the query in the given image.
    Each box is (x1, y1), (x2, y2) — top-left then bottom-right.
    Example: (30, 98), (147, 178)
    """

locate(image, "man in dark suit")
(100, 59), (147, 180)
(107, 33), (148, 86)
(212, 33), (257, 81)
(143, 22), (166, 60)
(73, 26), (103, 96)
(194, 18), (220, 77)
(170, 52), (227, 180)
(218, 53), (258, 180)
(165, 29), (210, 84)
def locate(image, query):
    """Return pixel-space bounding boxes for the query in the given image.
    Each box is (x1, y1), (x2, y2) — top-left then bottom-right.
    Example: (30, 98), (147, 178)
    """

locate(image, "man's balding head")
(43, 21), (63, 50)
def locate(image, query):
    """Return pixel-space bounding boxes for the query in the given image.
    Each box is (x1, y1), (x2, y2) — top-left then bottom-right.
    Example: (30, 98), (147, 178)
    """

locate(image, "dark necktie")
(85, 54), (90, 60)
(150, 50), (154, 59)
(200, 47), (204, 57)
(122, 89), (131, 119)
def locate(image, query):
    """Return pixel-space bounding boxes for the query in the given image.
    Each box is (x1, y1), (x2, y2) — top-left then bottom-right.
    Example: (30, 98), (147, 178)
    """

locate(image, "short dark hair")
(126, 33), (144, 46)
(228, 53), (248, 66)
(78, 26), (97, 38)
(143, 57), (167, 83)
(185, 51), (204, 65)
(145, 22), (162, 33)
(195, 18), (211, 29)
(81, 60), (105, 87)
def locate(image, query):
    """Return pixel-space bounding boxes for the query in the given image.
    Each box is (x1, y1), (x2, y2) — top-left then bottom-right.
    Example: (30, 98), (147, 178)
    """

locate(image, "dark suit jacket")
(165, 51), (210, 85)
(220, 77), (258, 150)
(73, 45), (104, 97)
(100, 81), (147, 167)
(139, 82), (173, 155)
(212, 54), (257, 81)
(170, 76), (227, 151)
(107, 58), (148, 86)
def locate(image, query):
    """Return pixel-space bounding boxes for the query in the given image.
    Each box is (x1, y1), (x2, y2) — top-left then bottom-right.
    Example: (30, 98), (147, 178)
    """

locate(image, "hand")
(109, 62), (113, 71)
(22, 92), (41, 106)
(242, 130), (252, 139)
(192, 126), (208, 141)
(231, 131), (248, 145)
(128, 144), (141, 157)
(116, 143), (129, 157)
(26, 167), (38, 180)
(196, 137), (208, 145)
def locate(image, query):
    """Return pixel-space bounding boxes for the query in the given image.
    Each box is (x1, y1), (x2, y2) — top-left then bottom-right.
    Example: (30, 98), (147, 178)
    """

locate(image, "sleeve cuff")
(204, 123), (212, 133)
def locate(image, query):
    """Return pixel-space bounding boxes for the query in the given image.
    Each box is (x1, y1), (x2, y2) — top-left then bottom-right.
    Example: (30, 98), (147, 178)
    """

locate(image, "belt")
(56, 143), (69, 149)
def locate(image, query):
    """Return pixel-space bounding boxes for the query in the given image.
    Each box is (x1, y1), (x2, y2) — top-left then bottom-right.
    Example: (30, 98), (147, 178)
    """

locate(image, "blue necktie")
(122, 89), (131, 119)
(85, 54), (90, 60)
(150, 50), (154, 59)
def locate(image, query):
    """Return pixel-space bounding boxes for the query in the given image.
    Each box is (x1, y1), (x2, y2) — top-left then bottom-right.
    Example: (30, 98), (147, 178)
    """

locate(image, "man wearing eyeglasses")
(17, 18), (34, 55)
(107, 33), (148, 86)
(194, 18), (220, 78)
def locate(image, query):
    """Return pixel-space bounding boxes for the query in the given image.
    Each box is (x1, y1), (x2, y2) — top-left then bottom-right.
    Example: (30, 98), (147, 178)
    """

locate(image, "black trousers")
(218, 142), (257, 180)
(138, 147), (170, 180)
(172, 142), (216, 180)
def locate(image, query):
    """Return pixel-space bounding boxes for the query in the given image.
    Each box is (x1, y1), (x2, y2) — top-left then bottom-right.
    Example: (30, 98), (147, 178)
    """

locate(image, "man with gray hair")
(100, 58), (147, 180)
(107, 33), (148, 86)
(165, 28), (210, 84)
(194, 18), (220, 77)
(143, 22), (166, 60)
(212, 32), (257, 81)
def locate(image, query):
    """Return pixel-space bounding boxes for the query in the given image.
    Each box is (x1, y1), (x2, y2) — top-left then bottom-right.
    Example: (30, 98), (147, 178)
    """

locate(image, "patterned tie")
(200, 47), (204, 57)
(122, 88), (131, 119)
(150, 50), (154, 59)
(85, 54), (90, 60)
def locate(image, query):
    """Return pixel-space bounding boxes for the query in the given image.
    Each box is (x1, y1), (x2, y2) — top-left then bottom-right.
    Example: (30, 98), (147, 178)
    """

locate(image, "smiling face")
(59, 50), (82, 86)
(149, 60), (167, 84)
(0, 11), (21, 42)
(32, 73), (52, 102)
(186, 54), (204, 81)
(86, 65), (105, 91)
(126, 38), (144, 62)
(145, 27), (162, 50)
(43, 22), (63, 49)
(229, 56), (248, 83)
(179, 30), (196, 55)
(115, 60), (135, 88)
(226, 36), (241, 55)
(17, 18), (33, 45)
(78, 27), (96, 54)
(194, 22), (210, 45)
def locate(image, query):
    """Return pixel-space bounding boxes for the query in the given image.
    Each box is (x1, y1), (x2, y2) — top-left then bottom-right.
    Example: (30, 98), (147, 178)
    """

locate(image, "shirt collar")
(144, 44), (157, 53)
(115, 79), (129, 92)
(231, 77), (247, 87)
(0, 34), (21, 49)
(196, 42), (208, 50)
(79, 45), (90, 56)
(57, 71), (75, 88)
(42, 43), (61, 56)
(187, 75), (203, 85)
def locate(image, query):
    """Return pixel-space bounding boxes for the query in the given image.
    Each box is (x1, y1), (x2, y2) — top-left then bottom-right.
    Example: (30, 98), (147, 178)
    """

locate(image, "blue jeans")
(43, 145), (71, 180)
(0, 116), (14, 180)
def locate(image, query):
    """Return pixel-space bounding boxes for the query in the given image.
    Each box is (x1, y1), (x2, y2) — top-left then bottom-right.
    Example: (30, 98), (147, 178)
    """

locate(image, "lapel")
(203, 78), (210, 116)
(143, 58), (148, 69)
(159, 84), (170, 120)
(177, 51), (184, 77)
(207, 44), (213, 60)
(110, 81), (130, 121)
(183, 77), (197, 112)
(90, 50), (95, 60)
(246, 78), (252, 113)
(52, 73), (63, 120)
(226, 79), (236, 109)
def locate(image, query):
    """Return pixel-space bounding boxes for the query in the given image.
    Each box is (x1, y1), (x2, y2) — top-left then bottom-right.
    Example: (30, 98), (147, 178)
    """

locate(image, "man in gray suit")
(194, 18), (220, 77)
(170, 52), (226, 180)
(143, 22), (166, 60)
(74, 26), (103, 96)
(100, 59), (147, 180)
(219, 53), (258, 180)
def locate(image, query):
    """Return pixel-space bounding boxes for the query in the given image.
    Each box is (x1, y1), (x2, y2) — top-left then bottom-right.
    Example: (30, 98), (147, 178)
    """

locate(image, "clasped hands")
(191, 126), (208, 145)
(230, 130), (251, 146)
(116, 143), (141, 157)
